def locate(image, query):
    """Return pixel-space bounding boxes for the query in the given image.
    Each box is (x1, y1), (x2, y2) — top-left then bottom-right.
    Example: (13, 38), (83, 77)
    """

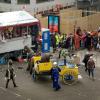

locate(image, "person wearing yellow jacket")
(55, 33), (60, 48)
(59, 34), (63, 48)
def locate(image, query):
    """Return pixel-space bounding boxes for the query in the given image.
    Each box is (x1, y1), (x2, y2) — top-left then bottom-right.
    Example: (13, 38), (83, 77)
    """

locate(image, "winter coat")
(5, 67), (16, 79)
(87, 59), (95, 69)
(51, 67), (61, 80)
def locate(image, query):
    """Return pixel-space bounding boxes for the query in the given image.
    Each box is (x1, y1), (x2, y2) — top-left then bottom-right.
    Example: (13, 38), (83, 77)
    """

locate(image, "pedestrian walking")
(82, 52), (93, 72)
(5, 59), (17, 88)
(87, 56), (95, 80)
(51, 62), (61, 91)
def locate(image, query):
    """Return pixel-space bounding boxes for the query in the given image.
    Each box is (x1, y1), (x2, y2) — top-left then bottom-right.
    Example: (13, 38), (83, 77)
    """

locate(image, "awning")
(0, 11), (39, 28)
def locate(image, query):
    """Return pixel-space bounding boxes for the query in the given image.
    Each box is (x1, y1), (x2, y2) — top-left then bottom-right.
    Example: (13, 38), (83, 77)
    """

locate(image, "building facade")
(76, 0), (100, 11)
(76, 0), (100, 16)
(0, 0), (75, 13)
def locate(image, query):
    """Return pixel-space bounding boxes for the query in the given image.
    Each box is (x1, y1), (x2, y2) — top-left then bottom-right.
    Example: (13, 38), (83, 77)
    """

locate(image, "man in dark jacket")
(83, 52), (93, 72)
(5, 59), (17, 88)
(85, 34), (92, 51)
(87, 56), (95, 79)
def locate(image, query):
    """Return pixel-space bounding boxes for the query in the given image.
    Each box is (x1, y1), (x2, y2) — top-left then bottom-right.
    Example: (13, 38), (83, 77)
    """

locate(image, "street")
(0, 50), (100, 100)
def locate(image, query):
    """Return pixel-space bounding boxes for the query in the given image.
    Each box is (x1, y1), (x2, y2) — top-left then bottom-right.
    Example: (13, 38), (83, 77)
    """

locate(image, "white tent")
(0, 11), (39, 27)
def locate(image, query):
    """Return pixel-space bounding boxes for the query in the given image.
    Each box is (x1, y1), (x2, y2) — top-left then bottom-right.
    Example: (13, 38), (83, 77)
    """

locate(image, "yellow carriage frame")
(32, 56), (79, 85)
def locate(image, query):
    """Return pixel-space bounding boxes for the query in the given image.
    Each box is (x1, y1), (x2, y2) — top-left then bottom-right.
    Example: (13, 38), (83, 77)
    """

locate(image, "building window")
(17, 0), (30, 4)
(0, 0), (11, 3)
(36, 0), (54, 3)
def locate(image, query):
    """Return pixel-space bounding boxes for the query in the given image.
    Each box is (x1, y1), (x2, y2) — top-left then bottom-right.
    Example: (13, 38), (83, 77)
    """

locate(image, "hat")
(86, 52), (89, 54)
(88, 31), (91, 34)
(90, 56), (93, 59)
(53, 62), (57, 65)
(73, 54), (77, 57)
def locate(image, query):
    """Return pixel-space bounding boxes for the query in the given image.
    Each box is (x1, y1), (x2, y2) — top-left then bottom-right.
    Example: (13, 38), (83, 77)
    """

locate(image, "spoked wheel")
(62, 74), (78, 85)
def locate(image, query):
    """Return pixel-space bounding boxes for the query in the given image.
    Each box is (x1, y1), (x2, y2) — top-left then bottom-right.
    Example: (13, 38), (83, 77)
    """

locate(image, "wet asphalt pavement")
(0, 50), (100, 100)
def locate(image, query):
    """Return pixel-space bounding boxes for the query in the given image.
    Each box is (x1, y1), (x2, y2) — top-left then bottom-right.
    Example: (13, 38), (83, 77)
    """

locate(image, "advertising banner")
(48, 15), (60, 33)
(42, 29), (50, 53)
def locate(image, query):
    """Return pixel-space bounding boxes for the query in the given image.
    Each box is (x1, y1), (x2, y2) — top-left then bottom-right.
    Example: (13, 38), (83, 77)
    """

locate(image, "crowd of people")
(1, 25), (100, 53)
(50, 27), (100, 52)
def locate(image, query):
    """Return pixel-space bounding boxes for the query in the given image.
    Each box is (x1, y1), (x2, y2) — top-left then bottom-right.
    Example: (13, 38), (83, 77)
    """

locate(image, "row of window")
(0, 0), (11, 3)
(0, 0), (54, 4)
(36, 0), (54, 3)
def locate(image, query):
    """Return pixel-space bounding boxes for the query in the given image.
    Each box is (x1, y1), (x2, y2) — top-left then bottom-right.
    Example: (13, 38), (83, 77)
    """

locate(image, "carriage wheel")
(62, 73), (78, 85)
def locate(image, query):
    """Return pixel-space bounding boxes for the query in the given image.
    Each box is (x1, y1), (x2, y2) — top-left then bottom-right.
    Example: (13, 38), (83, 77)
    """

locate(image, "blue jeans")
(88, 69), (94, 78)
(53, 78), (61, 90)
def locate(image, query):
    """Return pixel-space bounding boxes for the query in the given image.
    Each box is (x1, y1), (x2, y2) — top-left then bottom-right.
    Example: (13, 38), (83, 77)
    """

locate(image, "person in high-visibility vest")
(59, 34), (63, 48)
(55, 33), (60, 48)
